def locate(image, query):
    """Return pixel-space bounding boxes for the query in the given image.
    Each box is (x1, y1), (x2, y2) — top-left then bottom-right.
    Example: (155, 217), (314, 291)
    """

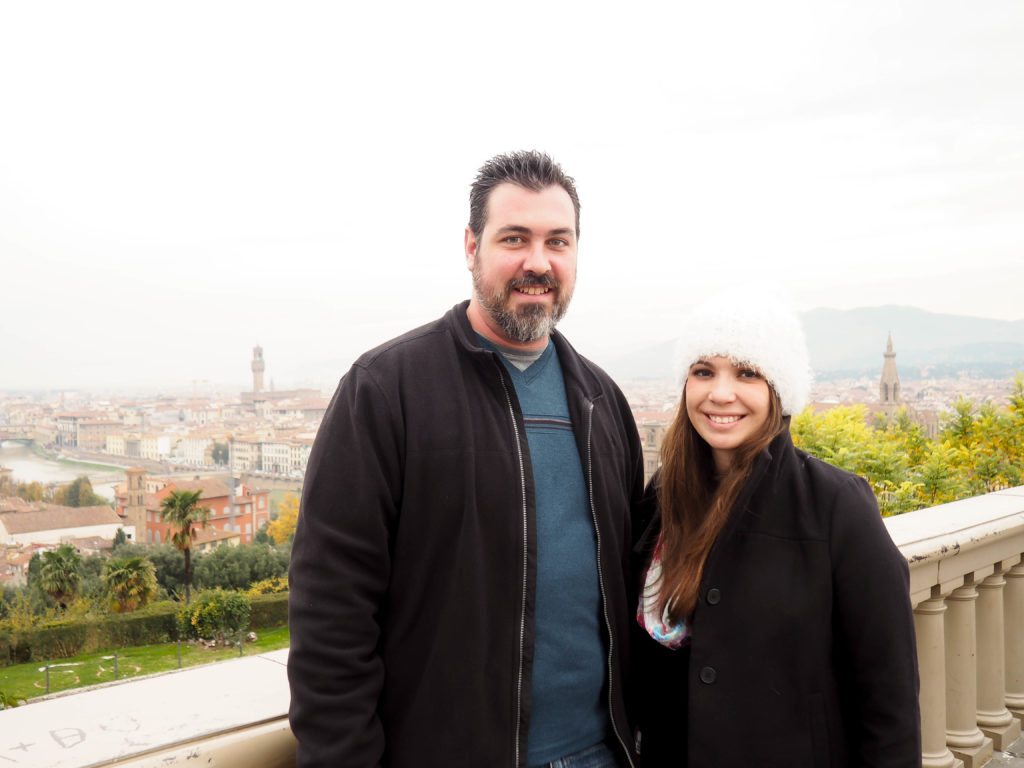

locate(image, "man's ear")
(464, 227), (478, 272)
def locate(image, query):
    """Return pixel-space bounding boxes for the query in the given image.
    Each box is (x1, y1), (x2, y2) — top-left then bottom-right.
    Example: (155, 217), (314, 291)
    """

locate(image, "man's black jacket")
(288, 302), (645, 767)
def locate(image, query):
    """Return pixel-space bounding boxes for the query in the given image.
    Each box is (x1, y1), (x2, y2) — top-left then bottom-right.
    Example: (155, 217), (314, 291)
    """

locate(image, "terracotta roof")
(7, 551), (35, 566)
(287, 399), (330, 410)
(73, 536), (115, 552)
(0, 497), (38, 513)
(193, 527), (241, 544)
(0, 504), (122, 534)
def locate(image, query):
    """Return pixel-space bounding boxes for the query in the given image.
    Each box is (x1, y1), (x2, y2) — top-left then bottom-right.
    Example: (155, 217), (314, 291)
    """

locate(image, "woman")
(632, 291), (920, 767)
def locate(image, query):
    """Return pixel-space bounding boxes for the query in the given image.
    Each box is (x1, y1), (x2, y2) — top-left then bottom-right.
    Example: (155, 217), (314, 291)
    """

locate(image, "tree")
(882, 409), (931, 468)
(943, 397), (976, 443)
(194, 542), (288, 590)
(917, 441), (968, 506)
(103, 556), (158, 613)
(38, 545), (83, 610)
(113, 527), (128, 547)
(792, 374), (1024, 515)
(115, 543), (185, 597)
(53, 475), (105, 507)
(78, 552), (108, 603)
(211, 442), (230, 466)
(268, 492), (299, 544)
(253, 523), (273, 545)
(159, 489), (210, 603)
(16, 481), (46, 502)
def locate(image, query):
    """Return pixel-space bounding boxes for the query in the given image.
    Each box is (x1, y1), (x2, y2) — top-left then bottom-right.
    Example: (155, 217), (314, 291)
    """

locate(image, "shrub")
(177, 590), (251, 643)
(249, 592), (289, 630)
(247, 576), (288, 596)
(0, 601), (180, 666)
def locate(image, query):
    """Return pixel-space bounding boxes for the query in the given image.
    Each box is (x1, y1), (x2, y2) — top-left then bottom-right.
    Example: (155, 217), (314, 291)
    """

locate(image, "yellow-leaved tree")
(792, 373), (1024, 516)
(268, 492), (299, 544)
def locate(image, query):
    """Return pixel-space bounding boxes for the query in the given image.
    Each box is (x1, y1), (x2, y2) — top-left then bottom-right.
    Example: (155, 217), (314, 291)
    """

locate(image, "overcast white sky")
(1, 1), (1021, 393)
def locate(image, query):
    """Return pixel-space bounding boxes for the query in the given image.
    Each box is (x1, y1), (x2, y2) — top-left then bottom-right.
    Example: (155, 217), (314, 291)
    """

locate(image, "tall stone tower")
(880, 332), (901, 415)
(251, 346), (265, 394)
(123, 467), (147, 543)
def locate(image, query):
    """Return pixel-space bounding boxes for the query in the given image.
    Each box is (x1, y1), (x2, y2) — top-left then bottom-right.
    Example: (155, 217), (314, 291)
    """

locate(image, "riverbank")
(0, 442), (126, 503)
(28, 443), (128, 474)
(3, 442), (303, 500)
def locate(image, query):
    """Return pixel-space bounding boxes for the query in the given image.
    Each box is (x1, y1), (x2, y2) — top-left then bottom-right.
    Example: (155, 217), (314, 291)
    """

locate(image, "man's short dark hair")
(468, 150), (581, 242)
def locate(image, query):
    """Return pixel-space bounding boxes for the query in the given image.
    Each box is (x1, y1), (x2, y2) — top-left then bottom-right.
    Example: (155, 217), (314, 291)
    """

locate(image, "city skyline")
(2, 2), (1022, 390)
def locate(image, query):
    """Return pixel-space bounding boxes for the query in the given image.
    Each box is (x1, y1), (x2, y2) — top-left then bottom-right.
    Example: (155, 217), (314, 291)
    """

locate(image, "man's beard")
(472, 267), (572, 344)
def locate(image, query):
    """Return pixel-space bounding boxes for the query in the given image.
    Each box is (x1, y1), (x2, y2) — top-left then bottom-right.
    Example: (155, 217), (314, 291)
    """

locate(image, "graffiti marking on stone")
(50, 728), (86, 749)
(99, 715), (141, 733)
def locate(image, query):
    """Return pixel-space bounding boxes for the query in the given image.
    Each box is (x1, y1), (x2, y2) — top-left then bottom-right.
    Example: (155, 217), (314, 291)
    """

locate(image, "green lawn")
(0, 625), (290, 705)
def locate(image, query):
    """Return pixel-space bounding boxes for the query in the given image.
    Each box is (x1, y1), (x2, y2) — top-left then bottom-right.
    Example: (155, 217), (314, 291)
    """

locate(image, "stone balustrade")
(886, 485), (1024, 768)
(0, 649), (296, 767)
(2, 485), (1023, 767)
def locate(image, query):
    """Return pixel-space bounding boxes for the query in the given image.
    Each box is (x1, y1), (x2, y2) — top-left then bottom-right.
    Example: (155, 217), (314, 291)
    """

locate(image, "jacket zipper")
(585, 400), (636, 768)
(496, 367), (529, 768)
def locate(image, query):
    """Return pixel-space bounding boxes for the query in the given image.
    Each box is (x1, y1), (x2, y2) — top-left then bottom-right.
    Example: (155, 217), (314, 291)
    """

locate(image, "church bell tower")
(880, 333), (901, 416)
(251, 346), (265, 394)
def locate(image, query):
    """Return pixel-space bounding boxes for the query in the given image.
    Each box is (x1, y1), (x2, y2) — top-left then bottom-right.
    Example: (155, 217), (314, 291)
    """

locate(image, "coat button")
(706, 588), (721, 605)
(700, 666), (717, 684)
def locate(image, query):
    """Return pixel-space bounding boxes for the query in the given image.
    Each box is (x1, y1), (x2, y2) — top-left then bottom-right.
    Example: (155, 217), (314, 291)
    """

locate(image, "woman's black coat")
(631, 429), (921, 767)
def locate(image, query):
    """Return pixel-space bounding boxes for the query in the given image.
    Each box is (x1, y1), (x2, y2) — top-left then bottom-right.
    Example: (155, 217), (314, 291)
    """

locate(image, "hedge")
(0, 633), (12, 668)
(1, 602), (179, 665)
(0, 591), (290, 667)
(249, 592), (289, 629)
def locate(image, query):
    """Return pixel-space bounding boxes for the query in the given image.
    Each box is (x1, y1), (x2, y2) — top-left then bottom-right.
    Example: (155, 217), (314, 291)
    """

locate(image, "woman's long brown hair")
(655, 377), (785, 624)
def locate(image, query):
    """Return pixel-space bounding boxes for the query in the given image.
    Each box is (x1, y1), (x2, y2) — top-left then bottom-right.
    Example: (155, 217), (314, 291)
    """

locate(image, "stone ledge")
(0, 649), (292, 768)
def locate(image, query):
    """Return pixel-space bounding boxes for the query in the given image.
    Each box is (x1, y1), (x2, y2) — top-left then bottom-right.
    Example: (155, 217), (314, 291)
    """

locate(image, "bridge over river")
(0, 425), (34, 441)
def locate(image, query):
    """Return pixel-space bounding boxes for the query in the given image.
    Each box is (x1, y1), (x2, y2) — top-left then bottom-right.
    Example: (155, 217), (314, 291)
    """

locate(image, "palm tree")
(103, 556), (158, 612)
(38, 544), (82, 610)
(159, 489), (210, 603)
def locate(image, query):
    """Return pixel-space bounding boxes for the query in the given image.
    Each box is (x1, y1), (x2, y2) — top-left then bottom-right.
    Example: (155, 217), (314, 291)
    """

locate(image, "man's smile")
(516, 285), (552, 296)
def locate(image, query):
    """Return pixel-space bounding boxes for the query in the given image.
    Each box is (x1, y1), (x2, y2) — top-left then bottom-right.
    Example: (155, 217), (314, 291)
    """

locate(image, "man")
(288, 150), (645, 767)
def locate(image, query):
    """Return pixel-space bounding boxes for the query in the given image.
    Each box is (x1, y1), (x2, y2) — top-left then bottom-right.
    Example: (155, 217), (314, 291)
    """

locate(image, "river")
(0, 441), (125, 502)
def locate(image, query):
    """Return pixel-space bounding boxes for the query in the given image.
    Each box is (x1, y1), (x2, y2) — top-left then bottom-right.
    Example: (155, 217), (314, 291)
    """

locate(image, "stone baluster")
(976, 566), (1021, 749)
(915, 589), (961, 768)
(945, 577), (993, 768)
(1003, 557), (1024, 723)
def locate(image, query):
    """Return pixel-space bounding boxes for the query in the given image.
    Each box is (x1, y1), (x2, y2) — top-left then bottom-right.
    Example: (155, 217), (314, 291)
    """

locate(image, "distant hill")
(605, 306), (1024, 382)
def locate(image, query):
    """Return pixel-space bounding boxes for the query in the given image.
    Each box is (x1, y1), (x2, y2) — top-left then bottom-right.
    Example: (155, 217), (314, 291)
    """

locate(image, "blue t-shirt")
(481, 337), (608, 765)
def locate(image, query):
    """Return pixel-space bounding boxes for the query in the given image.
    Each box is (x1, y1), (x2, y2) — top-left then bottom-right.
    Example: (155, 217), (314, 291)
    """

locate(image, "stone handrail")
(0, 649), (296, 767)
(886, 485), (1024, 768)
(3, 486), (1023, 767)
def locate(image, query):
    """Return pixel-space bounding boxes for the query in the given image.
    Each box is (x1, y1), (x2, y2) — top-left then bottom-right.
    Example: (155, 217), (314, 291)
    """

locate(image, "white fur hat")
(675, 286), (812, 416)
